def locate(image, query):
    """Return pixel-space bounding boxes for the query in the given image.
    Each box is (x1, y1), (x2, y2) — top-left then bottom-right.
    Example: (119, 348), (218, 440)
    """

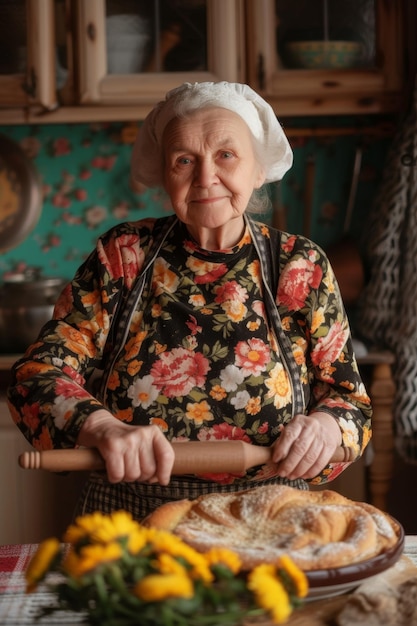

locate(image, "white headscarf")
(131, 81), (293, 187)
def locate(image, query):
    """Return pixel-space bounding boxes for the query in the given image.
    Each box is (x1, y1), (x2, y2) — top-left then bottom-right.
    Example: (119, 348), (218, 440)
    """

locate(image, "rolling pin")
(18, 441), (351, 475)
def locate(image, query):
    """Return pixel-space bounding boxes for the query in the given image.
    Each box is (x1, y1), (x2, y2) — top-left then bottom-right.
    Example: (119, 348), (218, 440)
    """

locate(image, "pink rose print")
(282, 235), (297, 253)
(311, 321), (350, 366)
(198, 423), (251, 442)
(79, 169), (92, 180)
(278, 258), (323, 311)
(55, 378), (90, 399)
(150, 347), (210, 398)
(186, 257), (228, 284)
(53, 284), (74, 317)
(52, 192), (71, 208)
(91, 155), (117, 170)
(52, 138), (71, 156)
(186, 315), (202, 335)
(195, 264), (228, 284)
(61, 366), (87, 387)
(74, 188), (87, 201)
(319, 397), (353, 411)
(234, 338), (270, 376)
(97, 233), (143, 286)
(252, 300), (266, 318)
(214, 281), (248, 304)
(22, 402), (41, 431)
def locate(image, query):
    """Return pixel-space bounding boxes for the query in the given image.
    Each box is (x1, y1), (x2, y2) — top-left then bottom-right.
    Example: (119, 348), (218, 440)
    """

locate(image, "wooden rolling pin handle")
(19, 448), (104, 472)
(18, 443), (350, 474)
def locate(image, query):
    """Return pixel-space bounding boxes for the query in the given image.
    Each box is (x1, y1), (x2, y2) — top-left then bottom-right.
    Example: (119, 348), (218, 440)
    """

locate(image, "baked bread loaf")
(143, 484), (402, 571)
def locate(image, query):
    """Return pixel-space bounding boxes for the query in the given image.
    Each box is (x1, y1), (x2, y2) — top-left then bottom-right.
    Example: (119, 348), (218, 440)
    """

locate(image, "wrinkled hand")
(77, 409), (175, 485)
(271, 411), (342, 480)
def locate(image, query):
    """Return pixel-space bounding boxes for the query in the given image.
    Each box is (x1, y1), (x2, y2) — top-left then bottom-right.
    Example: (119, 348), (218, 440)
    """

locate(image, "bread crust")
(143, 485), (402, 571)
(142, 498), (193, 531)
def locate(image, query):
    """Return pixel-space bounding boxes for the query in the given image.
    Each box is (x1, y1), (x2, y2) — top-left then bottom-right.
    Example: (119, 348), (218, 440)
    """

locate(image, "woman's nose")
(193, 159), (217, 187)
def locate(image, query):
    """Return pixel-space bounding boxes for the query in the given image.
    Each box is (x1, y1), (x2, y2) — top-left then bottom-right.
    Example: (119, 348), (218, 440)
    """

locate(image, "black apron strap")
(245, 214), (306, 417)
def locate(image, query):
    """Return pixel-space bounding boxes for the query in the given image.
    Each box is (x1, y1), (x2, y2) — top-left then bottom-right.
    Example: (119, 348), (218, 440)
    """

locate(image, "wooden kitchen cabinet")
(0, 0), (58, 113)
(0, 0), (406, 123)
(245, 0), (405, 116)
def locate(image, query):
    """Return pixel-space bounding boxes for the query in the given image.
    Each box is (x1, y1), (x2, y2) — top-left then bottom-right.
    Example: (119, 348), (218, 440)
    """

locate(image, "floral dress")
(7, 215), (372, 518)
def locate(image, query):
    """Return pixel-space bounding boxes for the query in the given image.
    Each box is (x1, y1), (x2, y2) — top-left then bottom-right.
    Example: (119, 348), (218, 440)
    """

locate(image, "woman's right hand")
(76, 409), (175, 485)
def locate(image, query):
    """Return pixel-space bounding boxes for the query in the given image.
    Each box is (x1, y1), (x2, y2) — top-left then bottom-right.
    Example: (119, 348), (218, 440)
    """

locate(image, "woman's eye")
(221, 151), (233, 159)
(177, 157), (192, 165)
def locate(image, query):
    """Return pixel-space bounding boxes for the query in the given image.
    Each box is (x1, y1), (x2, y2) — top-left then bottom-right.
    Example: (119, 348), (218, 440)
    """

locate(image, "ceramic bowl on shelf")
(285, 40), (362, 69)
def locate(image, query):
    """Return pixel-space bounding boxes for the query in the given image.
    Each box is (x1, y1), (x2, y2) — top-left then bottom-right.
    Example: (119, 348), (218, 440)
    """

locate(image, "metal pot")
(0, 269), (66, 354)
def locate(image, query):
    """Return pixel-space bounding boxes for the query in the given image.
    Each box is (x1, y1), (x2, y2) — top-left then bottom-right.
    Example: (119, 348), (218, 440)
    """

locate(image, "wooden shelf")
(0, 355), (22, 371)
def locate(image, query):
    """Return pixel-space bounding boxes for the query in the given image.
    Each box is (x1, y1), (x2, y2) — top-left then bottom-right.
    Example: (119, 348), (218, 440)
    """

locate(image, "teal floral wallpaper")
(0, 122), (171, 280)
(0, 118), (394, 282)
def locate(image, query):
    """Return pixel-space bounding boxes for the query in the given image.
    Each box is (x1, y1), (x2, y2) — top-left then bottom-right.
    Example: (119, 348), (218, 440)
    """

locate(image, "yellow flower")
(265, 363), (292, 409)
(189, 294), (206, 307)
(210, 384), (227, 401)
(134, 573), (194, 601)
(246, 396), (261, 415)
(276, 555), (308, 598)
(311, 307), (325, 333)
(63, 542), (122, 578)
(63, 511), (108, 544)
(222, 300), (247, 322)
(154, 553), (188, 577)
(204, 547), (242, 574)
(149, 530), (213, 583)
(63, 510), (141, 548)
(91, 510), (142, 544)
(153, 257), (179, 295)
(185, 400), (214, 424)
(281, 316), (291, 331)
(126, 527), (151, 555)
(247, 563), (292, 624)
(26, 538), (61, 593)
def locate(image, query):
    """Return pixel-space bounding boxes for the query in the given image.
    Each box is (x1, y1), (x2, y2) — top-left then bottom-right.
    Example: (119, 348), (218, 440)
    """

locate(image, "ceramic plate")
(305, 517), (405, 601)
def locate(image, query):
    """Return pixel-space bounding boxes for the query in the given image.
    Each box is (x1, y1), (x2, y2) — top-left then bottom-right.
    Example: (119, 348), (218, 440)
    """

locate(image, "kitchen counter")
(0, 355), (21, 370)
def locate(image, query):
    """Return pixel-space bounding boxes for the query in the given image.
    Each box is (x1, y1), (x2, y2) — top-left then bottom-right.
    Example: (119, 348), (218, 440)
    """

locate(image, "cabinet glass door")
(246, 0), (404, 116)
(0, 0), (29, 107)
(76, 0), (244, 107)
(0, 0), (57, 110)
(106, 0), (207, 74)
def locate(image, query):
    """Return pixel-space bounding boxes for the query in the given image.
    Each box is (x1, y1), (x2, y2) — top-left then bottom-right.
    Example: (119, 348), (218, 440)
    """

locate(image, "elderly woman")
(7, 82), (371, 520)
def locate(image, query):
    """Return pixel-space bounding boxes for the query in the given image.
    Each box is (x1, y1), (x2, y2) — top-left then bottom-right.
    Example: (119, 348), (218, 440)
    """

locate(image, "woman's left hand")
(270, 412), (343, 479)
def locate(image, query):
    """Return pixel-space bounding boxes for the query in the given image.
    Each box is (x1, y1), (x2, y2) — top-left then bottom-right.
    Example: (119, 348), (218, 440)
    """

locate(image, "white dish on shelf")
(106, 15), (150, 74)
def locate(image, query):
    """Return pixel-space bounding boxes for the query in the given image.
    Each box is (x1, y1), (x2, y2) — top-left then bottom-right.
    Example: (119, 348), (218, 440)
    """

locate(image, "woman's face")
(162, 107), (265, 247)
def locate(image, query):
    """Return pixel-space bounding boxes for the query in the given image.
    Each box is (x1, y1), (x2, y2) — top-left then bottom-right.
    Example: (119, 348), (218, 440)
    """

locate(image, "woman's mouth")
(191, 197), (225, 204)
